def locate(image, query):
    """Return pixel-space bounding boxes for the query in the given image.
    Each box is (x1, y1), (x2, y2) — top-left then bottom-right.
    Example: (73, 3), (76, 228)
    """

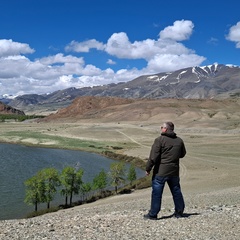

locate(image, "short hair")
(164, 122), (174, 131)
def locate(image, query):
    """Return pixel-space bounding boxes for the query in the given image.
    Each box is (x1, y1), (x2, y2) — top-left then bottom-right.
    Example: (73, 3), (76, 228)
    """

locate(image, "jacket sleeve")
(180, 141), (186, 158)
(146, 137), (161, 172)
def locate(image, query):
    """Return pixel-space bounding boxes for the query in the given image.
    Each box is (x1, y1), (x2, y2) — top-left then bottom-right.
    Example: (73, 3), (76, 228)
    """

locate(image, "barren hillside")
(0, 102), (25, 115)
(40, 96), (240, 130)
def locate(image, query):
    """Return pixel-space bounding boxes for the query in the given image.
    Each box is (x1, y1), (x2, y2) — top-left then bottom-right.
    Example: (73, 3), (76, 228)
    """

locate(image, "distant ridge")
(8, 64), (240, 112)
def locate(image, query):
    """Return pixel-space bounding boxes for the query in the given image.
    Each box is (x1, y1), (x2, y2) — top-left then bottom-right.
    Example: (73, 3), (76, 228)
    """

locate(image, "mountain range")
(5, 64), (240, 112)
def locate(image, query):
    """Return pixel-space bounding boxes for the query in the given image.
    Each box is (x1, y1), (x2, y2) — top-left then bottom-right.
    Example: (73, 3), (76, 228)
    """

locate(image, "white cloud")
(107, 59), (116, 65)
(146, 53), (206, 73)
(39, 53), (84, 65)
(159, 20), (194, 41)
(207, 37), (219, 46)
(0, 20), (207, 97)
(102, 20), (204, 73)
(55, 75), (75, 89)
(105, 33), (160, 60)
(81, 64), (102, 75)
(226, 21), (240, 48)
(65, 39), (105, 52)
(0, 39), (34, 57)
(104, 23), (200, 65)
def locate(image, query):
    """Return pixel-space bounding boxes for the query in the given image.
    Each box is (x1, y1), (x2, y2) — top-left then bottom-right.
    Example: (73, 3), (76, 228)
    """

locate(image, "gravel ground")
(1, 186), (240, 240)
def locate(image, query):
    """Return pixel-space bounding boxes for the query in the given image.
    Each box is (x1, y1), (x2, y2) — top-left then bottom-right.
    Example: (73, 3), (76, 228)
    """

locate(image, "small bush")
(111, 146), (123, 150)
(89, 145), (96, 148)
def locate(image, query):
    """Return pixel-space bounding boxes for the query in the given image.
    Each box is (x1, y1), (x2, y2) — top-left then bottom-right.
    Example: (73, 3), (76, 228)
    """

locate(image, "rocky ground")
(1, 185), (240, 240)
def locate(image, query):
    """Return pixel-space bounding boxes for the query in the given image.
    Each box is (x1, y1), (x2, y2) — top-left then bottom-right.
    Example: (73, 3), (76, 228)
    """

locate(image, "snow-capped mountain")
(8, 64), (240, 110)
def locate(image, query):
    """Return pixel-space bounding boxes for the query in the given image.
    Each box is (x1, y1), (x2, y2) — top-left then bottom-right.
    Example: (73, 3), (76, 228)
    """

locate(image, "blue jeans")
(149, 175), (185, 217)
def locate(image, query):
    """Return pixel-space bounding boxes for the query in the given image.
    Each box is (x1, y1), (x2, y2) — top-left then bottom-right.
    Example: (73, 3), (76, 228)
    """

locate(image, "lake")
(0, 143), (145, 220)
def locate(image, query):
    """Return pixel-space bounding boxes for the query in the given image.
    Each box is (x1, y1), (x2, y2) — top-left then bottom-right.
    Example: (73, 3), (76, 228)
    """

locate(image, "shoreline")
(0, 140), (147, 221)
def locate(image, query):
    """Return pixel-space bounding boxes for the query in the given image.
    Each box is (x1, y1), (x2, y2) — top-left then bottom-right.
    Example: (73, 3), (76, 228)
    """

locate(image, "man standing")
(144, 122), (186, 220)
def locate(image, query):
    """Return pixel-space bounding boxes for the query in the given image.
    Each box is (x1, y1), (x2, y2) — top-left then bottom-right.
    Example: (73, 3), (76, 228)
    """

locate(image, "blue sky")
(0, 0), (239, 97)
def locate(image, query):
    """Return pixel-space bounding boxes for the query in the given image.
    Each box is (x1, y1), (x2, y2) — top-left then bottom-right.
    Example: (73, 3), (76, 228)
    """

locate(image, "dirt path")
(115, 129), (150, 148)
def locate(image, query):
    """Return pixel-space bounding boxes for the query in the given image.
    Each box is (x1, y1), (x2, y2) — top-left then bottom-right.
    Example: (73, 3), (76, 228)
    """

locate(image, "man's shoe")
(173, 211), (184, 218)
(143, 213), (157, 220)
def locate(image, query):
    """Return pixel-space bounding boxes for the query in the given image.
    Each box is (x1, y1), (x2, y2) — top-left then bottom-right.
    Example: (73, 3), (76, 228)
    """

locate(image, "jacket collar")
(161, 131), (177, 138)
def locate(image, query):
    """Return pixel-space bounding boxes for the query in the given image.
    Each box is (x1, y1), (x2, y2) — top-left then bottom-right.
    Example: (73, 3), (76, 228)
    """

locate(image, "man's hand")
(146, 171), (150, 176)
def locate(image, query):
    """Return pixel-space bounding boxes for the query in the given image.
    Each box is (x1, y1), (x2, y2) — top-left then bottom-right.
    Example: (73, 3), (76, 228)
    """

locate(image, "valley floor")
(0, 118), (239, 239)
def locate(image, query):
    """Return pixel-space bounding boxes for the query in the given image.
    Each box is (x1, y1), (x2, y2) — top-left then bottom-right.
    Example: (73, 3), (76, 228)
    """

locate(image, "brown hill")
(43, 96), (134, 121)
(41, 96), (240, 130)
(0, 102), (25, 115)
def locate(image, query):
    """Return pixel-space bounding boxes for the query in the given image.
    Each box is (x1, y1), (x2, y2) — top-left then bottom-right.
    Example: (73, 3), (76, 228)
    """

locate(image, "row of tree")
(0, 113), (44, 122)
(24, 162), (137, 212)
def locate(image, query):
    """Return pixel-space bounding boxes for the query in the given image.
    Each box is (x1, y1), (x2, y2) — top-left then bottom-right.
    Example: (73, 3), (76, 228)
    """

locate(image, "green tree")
(109, 162), (126, 194)
(39, 168), (60, 209)
(80, 182), (92, 201)
(24, 173), (46, 212)
(92, 169), (108, 195)
(127, 164), (137, 187)
(60, 166), (84, 206)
